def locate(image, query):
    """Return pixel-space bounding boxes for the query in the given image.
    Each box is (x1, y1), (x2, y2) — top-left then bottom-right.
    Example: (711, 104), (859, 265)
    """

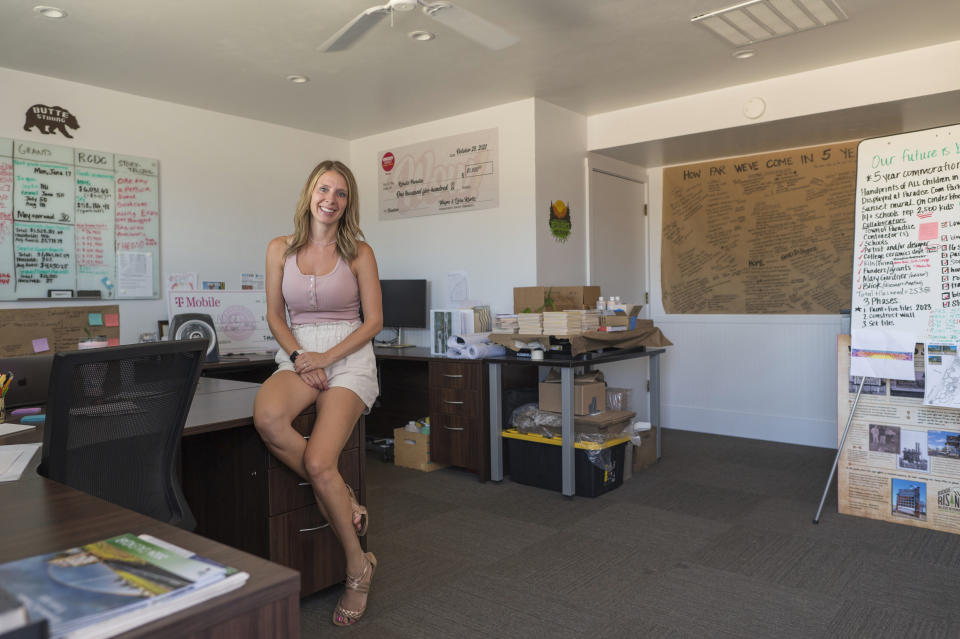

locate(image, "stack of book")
(566, 309), (601, 333)
(0, 533), (249, 639)
(542, 312), (581, 336)
(517, 313), (543, 335)
(492, 314), (519, 334)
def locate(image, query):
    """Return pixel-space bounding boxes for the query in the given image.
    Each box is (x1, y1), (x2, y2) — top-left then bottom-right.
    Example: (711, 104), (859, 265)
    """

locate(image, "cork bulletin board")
(661, 140), (859, 314)
(0, 305), (120, 357)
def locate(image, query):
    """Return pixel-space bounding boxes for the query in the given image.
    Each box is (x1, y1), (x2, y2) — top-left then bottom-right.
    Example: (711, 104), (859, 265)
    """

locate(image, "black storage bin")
(502, 429), (626, 497)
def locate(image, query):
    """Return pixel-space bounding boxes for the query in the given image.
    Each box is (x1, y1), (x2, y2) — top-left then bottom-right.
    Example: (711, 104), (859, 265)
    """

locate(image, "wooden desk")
(1, 377), (364, 599)
(370, 346), (536, 481)
(0, 476), (300, 638)
(487, 347), (666, 497)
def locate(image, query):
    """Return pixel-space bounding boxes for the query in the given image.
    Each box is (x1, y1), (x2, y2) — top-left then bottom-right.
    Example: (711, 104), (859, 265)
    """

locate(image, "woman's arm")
(294, 242), (382, 374)
(264, 236), (301, 355)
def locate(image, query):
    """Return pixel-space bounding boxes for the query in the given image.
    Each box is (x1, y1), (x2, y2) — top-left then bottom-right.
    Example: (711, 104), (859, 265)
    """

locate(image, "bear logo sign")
(23, 104), (80, 138)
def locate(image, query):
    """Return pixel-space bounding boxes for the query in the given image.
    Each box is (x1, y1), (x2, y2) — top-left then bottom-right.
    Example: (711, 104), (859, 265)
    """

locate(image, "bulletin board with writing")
(0, 305), (120, 357)
(0, 138), (160, 301)
(661, 141), (858, 314)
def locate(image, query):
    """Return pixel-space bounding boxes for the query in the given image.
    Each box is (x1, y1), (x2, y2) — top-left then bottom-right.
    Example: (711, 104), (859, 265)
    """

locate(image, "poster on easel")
(837, 335), (960, 534)
(850, 123), (960, 379)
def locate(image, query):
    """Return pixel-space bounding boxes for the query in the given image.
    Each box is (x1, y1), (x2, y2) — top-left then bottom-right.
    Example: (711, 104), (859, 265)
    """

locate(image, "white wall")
(586, 43), (960, 447)
(0, 66), (349, 344)
(533, 99), (587, 285)
(350, 99), (538, 347)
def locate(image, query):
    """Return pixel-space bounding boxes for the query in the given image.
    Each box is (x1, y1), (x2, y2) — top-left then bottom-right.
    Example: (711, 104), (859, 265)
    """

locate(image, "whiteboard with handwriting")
(0, 138), (160, 300)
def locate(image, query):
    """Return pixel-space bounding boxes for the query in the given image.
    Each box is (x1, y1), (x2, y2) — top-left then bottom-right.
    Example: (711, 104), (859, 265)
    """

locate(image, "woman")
(253, 160), (381, 626)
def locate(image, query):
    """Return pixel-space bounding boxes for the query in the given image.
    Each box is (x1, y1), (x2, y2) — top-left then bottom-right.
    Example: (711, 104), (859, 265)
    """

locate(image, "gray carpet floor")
(299, 428), (960, 638)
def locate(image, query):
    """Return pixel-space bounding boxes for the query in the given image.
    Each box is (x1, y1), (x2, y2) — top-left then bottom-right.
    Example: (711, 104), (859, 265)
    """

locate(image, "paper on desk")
(0, 422), (35, 437)
(0, 443), (41, 481)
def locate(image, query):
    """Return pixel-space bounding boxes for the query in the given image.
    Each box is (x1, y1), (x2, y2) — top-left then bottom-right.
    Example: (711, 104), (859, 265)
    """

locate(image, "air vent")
(692, 0), (847, 46)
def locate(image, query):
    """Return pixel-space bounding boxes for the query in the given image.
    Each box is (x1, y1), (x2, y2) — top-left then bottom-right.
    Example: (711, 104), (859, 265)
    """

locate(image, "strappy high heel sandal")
(332, 552), (377, 626)
(346, 484), (368, 537)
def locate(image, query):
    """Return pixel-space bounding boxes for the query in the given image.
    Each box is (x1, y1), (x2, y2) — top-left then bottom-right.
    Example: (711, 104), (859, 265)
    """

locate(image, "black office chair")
(38, 339), (207, 530)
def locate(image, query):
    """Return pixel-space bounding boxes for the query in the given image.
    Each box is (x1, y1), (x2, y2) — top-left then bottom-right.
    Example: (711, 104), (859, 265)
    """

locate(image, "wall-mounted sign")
(23, 104), (80, 139)
(378, 128), (499, 220)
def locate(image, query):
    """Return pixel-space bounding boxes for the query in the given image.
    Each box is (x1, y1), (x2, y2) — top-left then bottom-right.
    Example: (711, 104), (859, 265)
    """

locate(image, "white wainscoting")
(654, 314), (844, 448)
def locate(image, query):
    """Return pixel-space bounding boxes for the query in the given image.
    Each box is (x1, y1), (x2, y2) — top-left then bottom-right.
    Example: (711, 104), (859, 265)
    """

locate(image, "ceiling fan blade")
(424, 2), (518, 50)
(318, 6), (390, 52)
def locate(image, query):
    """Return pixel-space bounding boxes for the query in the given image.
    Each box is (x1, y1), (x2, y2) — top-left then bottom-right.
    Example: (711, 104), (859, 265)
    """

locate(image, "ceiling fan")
(318, 0), (518, 52)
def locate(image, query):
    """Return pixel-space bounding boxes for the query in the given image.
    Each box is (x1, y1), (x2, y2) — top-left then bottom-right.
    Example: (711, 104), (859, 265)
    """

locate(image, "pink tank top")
(282, 252), (360, 324)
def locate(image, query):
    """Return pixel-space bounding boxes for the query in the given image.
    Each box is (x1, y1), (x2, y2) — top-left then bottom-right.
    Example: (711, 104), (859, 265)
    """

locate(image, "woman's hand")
(293, 350), (327, 374)
(299, 366), (328, 391)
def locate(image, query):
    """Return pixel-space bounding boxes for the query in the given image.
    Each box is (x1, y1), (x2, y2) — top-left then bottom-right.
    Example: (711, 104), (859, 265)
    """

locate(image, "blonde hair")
(285, 160), (364, 262)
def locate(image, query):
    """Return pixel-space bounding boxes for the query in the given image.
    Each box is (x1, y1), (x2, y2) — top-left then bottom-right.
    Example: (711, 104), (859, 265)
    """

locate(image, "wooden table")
(487, 347), (666, 497)
(0, 476), (300, 638)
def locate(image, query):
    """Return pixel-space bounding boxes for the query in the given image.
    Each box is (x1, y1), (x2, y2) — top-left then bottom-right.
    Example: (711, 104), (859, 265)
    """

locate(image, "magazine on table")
(0, 533), (249, 639)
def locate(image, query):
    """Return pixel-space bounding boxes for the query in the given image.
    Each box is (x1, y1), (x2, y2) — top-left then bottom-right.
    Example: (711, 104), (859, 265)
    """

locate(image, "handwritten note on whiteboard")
(378, 128), (499, 220)
(851, 124), (960, 341)
(0, 138), (160, 300)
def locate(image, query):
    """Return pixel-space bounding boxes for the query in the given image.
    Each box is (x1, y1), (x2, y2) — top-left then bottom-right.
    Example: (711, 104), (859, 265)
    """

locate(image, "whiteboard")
(0, 138), (161, 300)
(851, 124), (960, 341)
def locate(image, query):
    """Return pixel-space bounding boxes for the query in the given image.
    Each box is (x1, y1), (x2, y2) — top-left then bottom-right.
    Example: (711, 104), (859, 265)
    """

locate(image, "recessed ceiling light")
(286, 75), (310, 84)
(33, 5), (67, 19)
(408, 30), (435, 42)
(733, 48), (756, 59)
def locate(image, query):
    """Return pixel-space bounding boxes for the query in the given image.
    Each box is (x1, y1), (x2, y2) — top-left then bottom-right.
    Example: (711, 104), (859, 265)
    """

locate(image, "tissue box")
(393, 427), (446, 472)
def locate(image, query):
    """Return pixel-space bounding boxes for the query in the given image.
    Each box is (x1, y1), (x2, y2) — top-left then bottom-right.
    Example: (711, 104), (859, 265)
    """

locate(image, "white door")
(589, 169), (647, 313)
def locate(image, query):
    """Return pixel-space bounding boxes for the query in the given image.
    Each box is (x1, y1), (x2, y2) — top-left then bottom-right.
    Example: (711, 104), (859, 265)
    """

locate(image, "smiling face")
(310, 170), (349, 226)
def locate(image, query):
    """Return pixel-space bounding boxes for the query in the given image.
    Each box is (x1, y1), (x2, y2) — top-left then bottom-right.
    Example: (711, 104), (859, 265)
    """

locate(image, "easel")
(813, 374), (866, 524)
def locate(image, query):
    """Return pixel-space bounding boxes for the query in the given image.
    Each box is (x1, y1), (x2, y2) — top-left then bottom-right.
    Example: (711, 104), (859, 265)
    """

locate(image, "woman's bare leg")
(303, 387), (369, 618)
(253, 371), (318, 479)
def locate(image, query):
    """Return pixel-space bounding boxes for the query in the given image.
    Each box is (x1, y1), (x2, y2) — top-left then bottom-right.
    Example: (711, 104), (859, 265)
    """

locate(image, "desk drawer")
(431, 387), (482, 417)
(269, 504), (345, 596)
(267, 447), (359, 516)
(431, 414), (479, 471)
(430, 360), (484, 390)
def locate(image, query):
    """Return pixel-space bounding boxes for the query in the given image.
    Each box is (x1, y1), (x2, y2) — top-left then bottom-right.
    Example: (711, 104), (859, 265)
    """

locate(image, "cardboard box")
(393, 428), (446, 472)
(534, 409), (636, 440)
(539, 373), (606, 415)
(513, 286), (601, 314)
(632, 426), (659, 471)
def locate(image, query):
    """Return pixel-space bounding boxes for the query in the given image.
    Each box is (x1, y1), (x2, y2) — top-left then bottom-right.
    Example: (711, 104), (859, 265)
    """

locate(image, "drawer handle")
(443, 400), (464, 405)
(298, 481), (312, 487)
(442, 373), (463, 378)
(299, 523), (330, 533)
(443, 425), (465, 431)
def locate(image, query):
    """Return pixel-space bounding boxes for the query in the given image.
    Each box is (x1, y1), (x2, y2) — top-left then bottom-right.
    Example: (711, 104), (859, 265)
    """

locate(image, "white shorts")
(274, 320), (379, 413)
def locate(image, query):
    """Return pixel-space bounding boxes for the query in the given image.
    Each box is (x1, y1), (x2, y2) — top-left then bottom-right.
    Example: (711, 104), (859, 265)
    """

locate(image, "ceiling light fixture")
(733, 48), (756, 59)
(286, 75), (310, 84)
(408, 30), (435, 42)
(692, 0), (847, 46)
(33, 5), (67, 19)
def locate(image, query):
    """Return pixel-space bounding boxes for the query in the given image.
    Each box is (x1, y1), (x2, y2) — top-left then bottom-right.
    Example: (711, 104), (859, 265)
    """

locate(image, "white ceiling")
(1, 0), (958, 143)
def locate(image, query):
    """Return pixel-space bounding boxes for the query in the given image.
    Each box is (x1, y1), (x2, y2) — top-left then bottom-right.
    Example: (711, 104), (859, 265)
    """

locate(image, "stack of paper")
(0, 533), (249, 639)
(517, 313), (543, 335)
(542, 312), (581, 336)
(492, 314), (519, 334)
(570, 310), (602, 333)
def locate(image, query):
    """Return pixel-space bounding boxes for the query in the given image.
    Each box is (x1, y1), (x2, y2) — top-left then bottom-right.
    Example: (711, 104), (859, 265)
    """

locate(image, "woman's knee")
(303, 451), (340, 487)
(253, 398), (291, 441)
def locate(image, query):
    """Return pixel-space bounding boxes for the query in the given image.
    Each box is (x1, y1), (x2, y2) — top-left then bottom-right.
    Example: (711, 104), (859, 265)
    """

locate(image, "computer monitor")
(380, 279), (428, 348)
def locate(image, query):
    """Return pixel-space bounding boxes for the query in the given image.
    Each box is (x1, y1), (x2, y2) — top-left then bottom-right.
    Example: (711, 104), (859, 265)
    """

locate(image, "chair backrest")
(38, 339), (207, 530)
